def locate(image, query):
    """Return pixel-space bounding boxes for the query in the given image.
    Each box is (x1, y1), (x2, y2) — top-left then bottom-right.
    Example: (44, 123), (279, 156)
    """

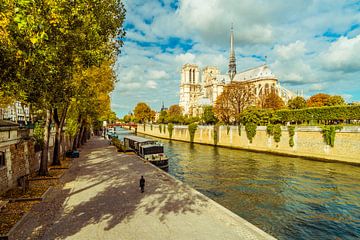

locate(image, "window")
(0, 151), (5, 167)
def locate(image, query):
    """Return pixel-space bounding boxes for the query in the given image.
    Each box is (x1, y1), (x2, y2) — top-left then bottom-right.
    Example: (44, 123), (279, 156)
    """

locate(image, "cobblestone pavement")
(12, 137), (275, 240)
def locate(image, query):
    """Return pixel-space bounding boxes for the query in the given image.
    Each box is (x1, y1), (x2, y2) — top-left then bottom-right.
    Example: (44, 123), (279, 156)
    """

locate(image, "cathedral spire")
(228, 24), (236, 82)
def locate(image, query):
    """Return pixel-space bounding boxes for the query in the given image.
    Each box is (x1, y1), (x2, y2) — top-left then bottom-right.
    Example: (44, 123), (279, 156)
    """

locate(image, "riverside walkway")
(12, 137), (275, 240)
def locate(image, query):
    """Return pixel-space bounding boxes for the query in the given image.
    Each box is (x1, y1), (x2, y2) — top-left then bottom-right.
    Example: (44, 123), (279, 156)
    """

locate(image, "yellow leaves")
(30, 36), (38, 44)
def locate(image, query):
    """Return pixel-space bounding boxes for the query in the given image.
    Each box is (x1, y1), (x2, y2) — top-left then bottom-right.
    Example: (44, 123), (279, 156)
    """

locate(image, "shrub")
(321, 125), (342, 147)
(273, 124), (282, 143)
(213, 123), (220, 145)
(288, 126), (295, 147)
(168, 123), (174, 139)
(188, 123), (198, 143)
(245, 122), (257, 143)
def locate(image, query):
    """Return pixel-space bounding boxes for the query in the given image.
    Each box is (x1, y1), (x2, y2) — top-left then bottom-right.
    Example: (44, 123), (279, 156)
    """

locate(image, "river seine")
(116, 128), (360, 239)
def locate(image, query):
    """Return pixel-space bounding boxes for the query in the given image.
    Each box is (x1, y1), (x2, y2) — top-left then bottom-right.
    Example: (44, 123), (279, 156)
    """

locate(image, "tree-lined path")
(12, 137), (274, 240)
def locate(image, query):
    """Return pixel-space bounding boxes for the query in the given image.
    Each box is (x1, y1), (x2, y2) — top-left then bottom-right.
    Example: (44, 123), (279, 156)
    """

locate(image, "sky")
(111, 0), (360, 117)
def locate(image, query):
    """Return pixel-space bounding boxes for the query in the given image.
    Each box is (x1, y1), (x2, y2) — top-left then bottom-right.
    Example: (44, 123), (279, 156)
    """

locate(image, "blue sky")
(112, 0), (360, 117)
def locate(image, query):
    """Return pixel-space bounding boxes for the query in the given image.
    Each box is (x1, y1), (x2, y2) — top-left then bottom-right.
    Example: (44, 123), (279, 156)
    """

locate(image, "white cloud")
(274, 41), (306, 60)
(146, 80), (158, 89)
(321, 35), (360, 73)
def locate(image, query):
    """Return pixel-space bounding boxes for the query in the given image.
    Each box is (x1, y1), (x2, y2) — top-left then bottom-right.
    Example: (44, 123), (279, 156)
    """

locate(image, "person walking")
(139, 176), (145, 193)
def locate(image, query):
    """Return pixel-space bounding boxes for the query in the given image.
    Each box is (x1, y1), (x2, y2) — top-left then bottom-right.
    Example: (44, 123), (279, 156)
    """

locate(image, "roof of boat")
(123, 135), (154, 143)
(141, 144), (163, 149)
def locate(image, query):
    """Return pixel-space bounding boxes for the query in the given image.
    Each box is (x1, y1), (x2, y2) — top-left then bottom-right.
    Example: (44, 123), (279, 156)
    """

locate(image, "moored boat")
(123, 135), (169, 169)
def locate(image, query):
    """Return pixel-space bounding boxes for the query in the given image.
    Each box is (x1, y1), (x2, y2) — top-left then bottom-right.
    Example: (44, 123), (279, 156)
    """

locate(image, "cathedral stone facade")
(179, 28), (294, 116)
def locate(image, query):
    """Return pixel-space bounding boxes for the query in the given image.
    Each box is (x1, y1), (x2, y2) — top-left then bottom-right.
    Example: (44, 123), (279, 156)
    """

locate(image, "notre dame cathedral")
(179, 27), (294, 116)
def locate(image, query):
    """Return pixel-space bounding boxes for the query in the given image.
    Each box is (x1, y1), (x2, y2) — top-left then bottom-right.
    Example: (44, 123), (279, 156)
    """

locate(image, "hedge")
(275, 105), (360, 122)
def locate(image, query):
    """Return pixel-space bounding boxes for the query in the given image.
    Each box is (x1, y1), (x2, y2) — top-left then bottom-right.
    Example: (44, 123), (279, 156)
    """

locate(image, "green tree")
(158, 110), (168, 124)
(5, 0), (125, 174)
(202, 105), (217, 124)
(287, 96), (306, 109)
(327, 95), (346, 106)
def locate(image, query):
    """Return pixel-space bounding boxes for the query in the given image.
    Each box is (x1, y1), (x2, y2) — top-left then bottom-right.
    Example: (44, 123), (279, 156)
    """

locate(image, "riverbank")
(11, 136), (275, 240)
(134, 124), (360, 165)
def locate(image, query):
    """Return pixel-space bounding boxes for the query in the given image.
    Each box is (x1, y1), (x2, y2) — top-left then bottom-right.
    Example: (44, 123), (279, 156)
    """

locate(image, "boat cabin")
(123, 136), (157, 152)
(139, 144), (165, 158)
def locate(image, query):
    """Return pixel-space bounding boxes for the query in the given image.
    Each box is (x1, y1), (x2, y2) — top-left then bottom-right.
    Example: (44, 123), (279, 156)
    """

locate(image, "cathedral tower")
(179, 64), (201, 115)
(228, 25), (236, 82)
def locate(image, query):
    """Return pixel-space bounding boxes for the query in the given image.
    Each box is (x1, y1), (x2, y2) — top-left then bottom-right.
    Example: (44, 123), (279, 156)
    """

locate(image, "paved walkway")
(12, 137), (275, 240)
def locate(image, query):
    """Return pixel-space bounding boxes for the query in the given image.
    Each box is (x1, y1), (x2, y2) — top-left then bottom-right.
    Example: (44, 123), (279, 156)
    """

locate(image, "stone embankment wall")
(0, 128), (71, 193)
(135, 124), (360, 164)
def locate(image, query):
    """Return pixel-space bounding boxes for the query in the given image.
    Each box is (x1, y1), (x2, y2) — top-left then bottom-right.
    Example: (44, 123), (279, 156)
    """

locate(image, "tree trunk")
(52, 105), (69, 165)
(39, 108), (52, 176)
(52, 108), (61, 165)
(72, 133), (78, 151)
(81, 127), (87, 145)
(59, 106), (68, 159)
(77, 123), (85, 148)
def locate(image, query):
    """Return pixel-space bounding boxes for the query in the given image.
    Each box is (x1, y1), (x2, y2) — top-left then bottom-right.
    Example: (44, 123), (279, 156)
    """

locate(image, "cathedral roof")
(211, 65), (277, 85)
(233, 64), (277, 82)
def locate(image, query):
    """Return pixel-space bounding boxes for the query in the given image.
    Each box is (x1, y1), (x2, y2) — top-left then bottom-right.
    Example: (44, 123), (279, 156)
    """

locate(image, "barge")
(123, 135), (169, 169)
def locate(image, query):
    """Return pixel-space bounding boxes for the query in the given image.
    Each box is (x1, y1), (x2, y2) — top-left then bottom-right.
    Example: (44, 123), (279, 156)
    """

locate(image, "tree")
(202, 105), (217, 124)
(167, 105), (183, 123)
(327, 95), (345, 106)
(134, 102), (152, 123)
(287, 96), (306, 109)
(214, 83), (255, 123)
(158, 110), (168, 124)
(214, 90), (232, 123)
(307, 93), (330, 107)
(5, 0), (125, 174)
(260, 92), (285, 110)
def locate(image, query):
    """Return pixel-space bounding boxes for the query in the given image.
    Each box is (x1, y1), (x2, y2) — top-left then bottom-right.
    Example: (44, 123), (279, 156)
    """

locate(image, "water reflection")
(115, 128), (360, 239)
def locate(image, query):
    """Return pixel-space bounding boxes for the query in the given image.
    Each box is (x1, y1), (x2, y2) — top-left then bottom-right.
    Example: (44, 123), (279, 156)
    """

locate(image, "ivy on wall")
(164, 125), (167, 134)
(266, 124), (274, 136)
(238, 124), (241, 136)
(227, 125), (230, 135)
(321, 125), (342, 147)
(150, 124), (153, 131)
(188, 123), (198, 143)
(273, 125), (282, 143)
(168, 123), (174, 139)
(143, 123), (146, 131)
(245, 122), (257, 143)
(159, 124), (162, 133)
(266, 124), (282, 143)
(213, 124), (220, 145)
(288, 126), (295, 147)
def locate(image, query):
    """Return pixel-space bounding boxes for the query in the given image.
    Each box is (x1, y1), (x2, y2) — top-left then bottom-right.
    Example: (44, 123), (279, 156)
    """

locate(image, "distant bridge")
(107, 123), (137, 128)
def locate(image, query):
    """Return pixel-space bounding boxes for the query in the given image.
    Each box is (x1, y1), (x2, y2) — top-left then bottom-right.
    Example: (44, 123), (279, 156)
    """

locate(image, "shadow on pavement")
(30, 137), (209, 239)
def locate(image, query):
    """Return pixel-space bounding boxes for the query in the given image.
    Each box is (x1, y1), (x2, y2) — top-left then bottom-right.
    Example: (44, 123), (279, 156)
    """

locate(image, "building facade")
(0, 101), (30, 123)
(179, 28), (294, 116)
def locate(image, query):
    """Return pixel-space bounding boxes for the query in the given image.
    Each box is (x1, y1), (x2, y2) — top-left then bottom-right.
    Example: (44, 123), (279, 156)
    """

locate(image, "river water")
(115, 128), (360, 240)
